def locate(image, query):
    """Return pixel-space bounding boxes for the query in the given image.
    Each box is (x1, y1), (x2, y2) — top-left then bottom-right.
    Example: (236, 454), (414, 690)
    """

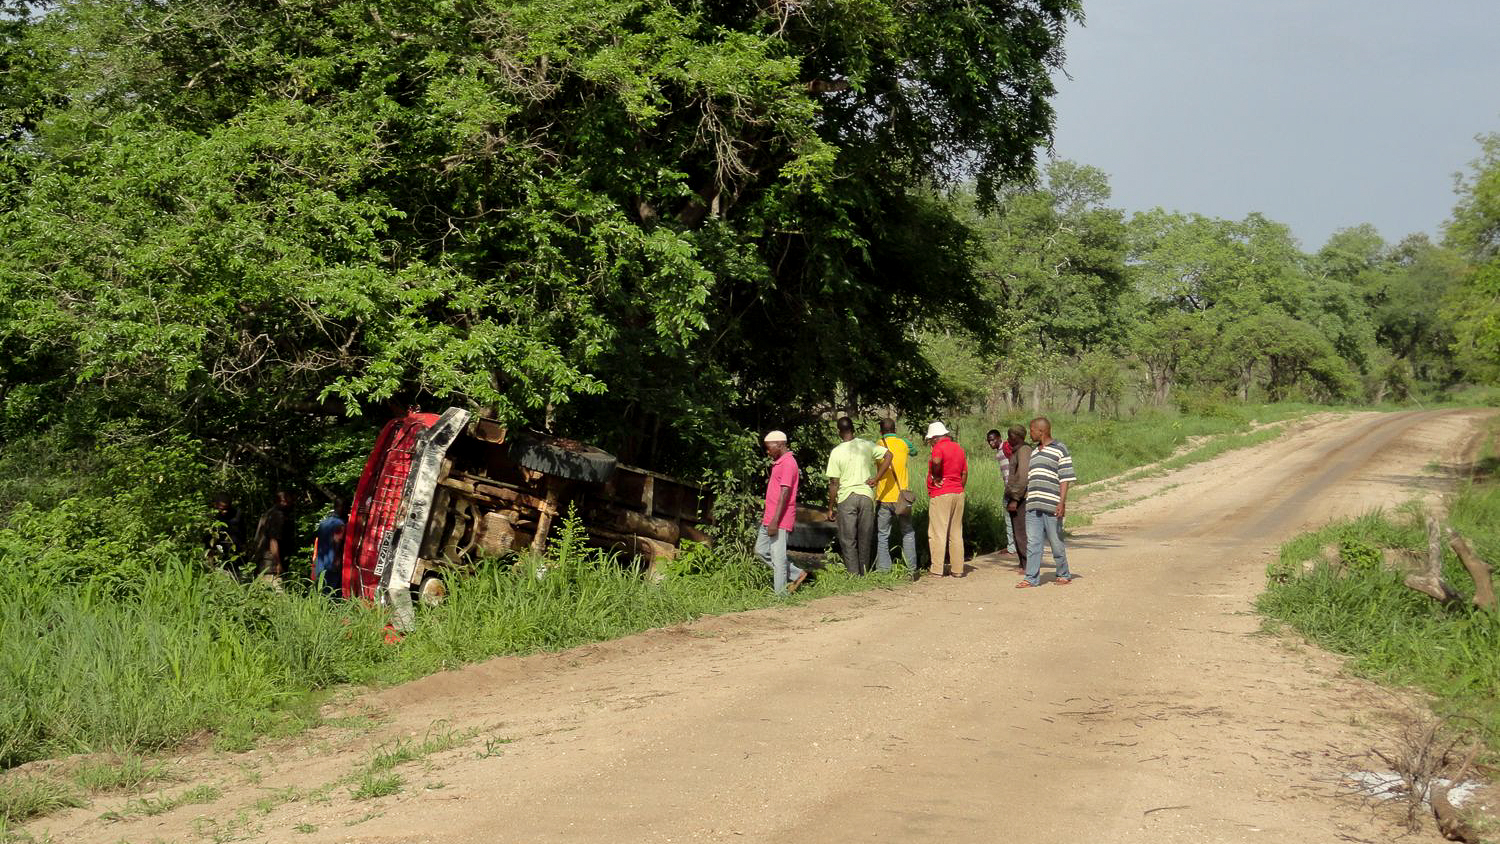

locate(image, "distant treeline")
(926, 148), (1500, 417)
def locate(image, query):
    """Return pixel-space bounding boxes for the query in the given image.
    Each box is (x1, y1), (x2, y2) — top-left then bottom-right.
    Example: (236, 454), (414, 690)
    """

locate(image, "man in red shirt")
(757, 430), (808, 595)
(924, 422), (968, 578)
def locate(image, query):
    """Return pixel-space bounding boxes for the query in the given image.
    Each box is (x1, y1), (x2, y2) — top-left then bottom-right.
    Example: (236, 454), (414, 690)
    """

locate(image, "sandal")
(1015, 581), (1037, 589)
(1054, 577), (1072, 585)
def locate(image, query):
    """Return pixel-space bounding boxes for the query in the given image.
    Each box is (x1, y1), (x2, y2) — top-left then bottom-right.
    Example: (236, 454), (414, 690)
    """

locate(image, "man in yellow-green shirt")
(873, 418), (918, 574)
(825, 416), (884, 575)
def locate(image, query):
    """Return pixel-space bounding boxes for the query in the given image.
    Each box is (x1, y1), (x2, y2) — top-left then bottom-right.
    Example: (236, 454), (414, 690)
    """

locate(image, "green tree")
(0, 0), (1084, 500)
(1130, 310), (1214, 405)
(1446, 132), (1500, 377)
(975, 160), (1130, 410)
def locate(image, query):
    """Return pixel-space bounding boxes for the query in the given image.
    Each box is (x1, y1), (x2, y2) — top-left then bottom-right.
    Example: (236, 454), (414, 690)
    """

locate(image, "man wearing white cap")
(757, 430), (808, 595)
(924, 421), (968, 577)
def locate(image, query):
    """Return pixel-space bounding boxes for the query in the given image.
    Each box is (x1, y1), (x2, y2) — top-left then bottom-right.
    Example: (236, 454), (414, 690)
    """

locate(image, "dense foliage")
(0, 0), (1078, 464)
(0, 0), (1088, 562)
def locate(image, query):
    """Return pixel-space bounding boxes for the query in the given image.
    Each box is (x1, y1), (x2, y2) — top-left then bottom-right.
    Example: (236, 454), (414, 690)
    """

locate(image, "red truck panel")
(341, 412), (439, 600)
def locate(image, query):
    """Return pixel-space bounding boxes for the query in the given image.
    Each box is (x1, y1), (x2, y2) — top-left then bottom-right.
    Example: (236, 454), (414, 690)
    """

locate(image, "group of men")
(207, 491), (348, 595)
(755, 416), (1076, 595)
(986, 419), (1075, 588)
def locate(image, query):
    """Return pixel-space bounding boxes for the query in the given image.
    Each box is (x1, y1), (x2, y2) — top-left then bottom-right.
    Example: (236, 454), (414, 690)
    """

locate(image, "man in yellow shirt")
(872, 418), (918, 575)
(825, 416), (884, 575)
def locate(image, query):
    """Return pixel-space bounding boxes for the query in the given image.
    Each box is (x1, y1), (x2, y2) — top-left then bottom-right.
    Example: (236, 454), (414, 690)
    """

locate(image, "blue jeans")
(314, 555), (340, 597)
(755, 525), (805, 595)
(875, 502), (917, 572)
(1024, 510), (1070, 586)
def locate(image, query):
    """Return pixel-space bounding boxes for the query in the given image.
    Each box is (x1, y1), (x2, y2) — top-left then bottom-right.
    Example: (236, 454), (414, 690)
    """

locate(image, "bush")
(1173, 389), (1247, 423)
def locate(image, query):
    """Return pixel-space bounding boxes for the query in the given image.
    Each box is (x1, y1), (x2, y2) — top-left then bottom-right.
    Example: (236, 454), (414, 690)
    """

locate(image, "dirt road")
(33, 409), (1493, 843)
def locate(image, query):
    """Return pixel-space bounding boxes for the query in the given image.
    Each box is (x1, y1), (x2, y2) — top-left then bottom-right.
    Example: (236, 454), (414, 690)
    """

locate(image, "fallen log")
(1431, 782), (1477, 842)
(1404, 516), (1463, 607)
(1446, 527), (1498, 611)
(1432, 742), (1483, 842)
(589, 507), (680, 545)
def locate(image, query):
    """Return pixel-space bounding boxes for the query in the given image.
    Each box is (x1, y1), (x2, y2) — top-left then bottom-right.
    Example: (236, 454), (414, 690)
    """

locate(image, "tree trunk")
(1088, 389), (1097, 413)
(1447, 527), (1497, 611)
(1404, 516), (1463, 606)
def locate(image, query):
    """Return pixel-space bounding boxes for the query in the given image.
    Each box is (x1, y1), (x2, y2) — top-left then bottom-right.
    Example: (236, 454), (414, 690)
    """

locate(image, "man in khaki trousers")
(923, 422), (968, 577)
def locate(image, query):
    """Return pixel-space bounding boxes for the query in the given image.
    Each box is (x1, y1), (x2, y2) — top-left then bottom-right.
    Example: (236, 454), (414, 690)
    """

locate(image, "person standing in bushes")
(873, 418), (918, 575)
(1004, 424), (1032, 574)
(207, 493), (246, 579)
(251, 490), (297, 581)
(986, 428), (1018, 559)
(312, 498), (347, 597)
(757, 431), (808, 596)
(825, 416), (882, 575)
(925, 421), (968, 578)
(1019, 417), (1075, 589)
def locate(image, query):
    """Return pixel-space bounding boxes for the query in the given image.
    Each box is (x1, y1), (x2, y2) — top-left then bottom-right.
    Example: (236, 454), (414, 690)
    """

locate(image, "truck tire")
(509, 435), (617, 485)
(786, 520), (837, 552)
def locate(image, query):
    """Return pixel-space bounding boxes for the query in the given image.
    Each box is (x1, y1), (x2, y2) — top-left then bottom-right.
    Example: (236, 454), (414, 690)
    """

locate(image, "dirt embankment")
(23, 409), (1495, 844)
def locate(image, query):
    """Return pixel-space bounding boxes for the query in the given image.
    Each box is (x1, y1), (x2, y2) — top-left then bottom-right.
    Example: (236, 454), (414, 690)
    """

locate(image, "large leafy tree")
(969, 160), (1130, 410)
(0, 0), (1083, 495)
(1447, 132), (1500, 377)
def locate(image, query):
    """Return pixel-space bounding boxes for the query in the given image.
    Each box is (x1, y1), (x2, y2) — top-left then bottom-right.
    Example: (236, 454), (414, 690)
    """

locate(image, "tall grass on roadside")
(0, 562), (391, 769)
(0, 509), (905, 773)
(1258, 503), (1500, 747)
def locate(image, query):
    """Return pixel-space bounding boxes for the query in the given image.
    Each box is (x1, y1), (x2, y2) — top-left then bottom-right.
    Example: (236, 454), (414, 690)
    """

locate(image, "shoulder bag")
(885, 435), (916, 516)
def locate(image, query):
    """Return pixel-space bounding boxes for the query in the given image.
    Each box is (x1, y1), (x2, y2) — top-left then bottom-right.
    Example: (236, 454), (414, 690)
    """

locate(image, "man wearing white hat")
(757, 430), (808, 595)
(924, 421), (968, 577)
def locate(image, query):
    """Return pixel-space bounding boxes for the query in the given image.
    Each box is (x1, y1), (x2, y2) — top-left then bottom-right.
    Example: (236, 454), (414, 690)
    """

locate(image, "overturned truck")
(339, 407), (715, 628)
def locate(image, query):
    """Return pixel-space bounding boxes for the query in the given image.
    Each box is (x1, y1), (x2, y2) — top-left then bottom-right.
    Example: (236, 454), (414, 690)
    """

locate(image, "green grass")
(348, 772), (402, 801)
(69, 755), (175, 794)
(107, 783), (222, 819)
(1258, 421), (1500, 748)
(1080, 424), (1292, 500)
(365, 726), (471, 773)
(0, 777), (85, 828)
(252, 783), (332, 815)
(0, 507), (909, 778)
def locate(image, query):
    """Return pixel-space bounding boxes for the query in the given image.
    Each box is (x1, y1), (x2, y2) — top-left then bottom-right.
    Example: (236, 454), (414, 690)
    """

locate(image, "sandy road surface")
(31, 409), (1494, 844)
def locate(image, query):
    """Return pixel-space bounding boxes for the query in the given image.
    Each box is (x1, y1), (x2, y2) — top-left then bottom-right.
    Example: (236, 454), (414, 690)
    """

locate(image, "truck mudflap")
(374, 407), (471, 630)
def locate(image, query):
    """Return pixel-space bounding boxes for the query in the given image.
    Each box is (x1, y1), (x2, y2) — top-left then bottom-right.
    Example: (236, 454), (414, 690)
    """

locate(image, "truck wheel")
(786, 521), (837, 552)
(417, 573), (448, 607)
(509, 435), (617, 484)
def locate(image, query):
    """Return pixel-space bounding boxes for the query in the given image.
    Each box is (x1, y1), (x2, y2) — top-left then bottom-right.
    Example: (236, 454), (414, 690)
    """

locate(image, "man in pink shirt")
(758, 430), (808, 595)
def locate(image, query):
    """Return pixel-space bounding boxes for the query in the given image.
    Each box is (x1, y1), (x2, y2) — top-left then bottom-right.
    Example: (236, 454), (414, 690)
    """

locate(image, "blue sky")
(1049, 0), (1500, 250)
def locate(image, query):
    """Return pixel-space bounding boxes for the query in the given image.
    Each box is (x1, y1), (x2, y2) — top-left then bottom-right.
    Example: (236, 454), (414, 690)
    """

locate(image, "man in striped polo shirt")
(1018, 416), (1076, 588)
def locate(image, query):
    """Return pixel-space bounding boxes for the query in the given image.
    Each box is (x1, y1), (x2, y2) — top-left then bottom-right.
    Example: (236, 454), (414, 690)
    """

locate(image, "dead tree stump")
(1404, 516), (1463, 606)
(1446, 527), (1498, 611)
